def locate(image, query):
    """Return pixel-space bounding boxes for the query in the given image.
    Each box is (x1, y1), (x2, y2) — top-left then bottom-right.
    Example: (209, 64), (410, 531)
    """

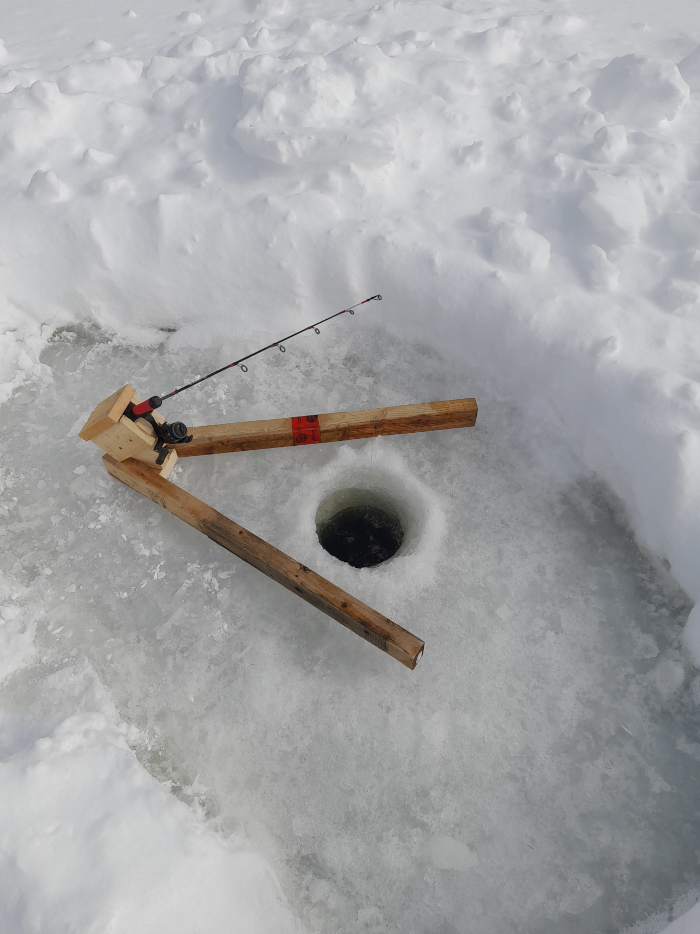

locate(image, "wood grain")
(79, 384), (135, 442)
(176, 398), (477, 457)
(103, 454), (425, 669)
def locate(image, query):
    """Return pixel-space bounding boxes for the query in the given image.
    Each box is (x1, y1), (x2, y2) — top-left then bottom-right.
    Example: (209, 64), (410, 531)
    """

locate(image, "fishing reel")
(155, 419), (191, 445)
(127, 399), (192, 465)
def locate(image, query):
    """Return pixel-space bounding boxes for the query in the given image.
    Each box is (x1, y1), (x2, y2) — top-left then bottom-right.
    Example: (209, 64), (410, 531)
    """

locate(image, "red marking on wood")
(292, 415), (320, 446)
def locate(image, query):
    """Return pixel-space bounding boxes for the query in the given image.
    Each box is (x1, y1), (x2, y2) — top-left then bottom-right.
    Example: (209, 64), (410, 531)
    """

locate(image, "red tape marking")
(292, 415), (320, 445)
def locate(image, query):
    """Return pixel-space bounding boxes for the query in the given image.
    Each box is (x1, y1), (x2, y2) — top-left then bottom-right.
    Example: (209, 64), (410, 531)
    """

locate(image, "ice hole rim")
(315, 487), (415, 568)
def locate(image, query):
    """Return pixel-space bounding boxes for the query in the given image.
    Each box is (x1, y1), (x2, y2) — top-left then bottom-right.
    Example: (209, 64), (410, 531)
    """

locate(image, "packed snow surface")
(1, 0), (700, 931)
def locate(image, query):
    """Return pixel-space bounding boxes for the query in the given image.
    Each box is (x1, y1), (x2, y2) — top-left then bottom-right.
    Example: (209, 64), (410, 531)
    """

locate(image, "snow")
(590, 55), (690, 129)
(0, 663), (300, 934)
(0, 0), (700, 930)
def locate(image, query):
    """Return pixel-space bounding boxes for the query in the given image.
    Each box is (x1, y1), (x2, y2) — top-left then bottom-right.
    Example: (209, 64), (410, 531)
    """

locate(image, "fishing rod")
(127, 294), (382, 447)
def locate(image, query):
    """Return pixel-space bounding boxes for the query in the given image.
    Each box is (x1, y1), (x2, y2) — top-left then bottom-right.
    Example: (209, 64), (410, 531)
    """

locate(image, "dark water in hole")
(318, 505), (404, 567)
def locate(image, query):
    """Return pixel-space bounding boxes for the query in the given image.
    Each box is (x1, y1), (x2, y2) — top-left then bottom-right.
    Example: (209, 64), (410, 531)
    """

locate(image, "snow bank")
(0, 661), (300, 934)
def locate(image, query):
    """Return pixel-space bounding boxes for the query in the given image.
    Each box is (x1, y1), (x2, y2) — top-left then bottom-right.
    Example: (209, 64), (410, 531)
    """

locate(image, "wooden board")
(90, 414), (157, 462)
(79, 384), (135, 442)
(103, 454), (425, 669)
(176, 398), (477, 457)
(86, 415), (176, 477)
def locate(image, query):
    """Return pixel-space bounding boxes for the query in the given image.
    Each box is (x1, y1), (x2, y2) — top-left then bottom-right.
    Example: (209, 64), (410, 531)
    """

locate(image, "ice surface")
(1, 326), (698, 933)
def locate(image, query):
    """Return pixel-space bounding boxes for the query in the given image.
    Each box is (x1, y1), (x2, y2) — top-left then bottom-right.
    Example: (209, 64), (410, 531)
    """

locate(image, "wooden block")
(79, 385), (135, 442)
(89, 415), (160, 464)
(177, 398), (477, 457)
(157, 448), (178, 480)
(103, 454), (425, 670)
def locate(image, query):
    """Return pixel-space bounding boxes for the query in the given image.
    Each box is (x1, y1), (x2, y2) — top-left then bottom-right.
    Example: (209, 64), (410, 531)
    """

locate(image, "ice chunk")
(83, 147), (114, 166)
(579, 172), (647, 246)
(582, 244), (619, 291)
(421, 60), (476, 104)
(666, 211), (700, 249)
(455, 140), (484, 167)
(648, 658), (685, 698)
(58, 56), (143, 93)
(168, 35), (213, 58)
(466, 27), (521, 64)
(591, 54), (689, 128)
(678, 45), (700, 92)
(153, 79), (197, 112)
(234, 124), (394, 166)
(178, 11), (202, 25)
(656, 279), (700, 315)
(232, 53), (394, 166)
(87, 39), (112, 53)
(499, 90), (523, 121)
(147, 55), (185, 82)
(0, 606), (36, 683)
(424, 836), (477, 872)
(26, 169), (64, 201)
(558, 874), (603, 915)
(683, 604), (700, 667)
(28, 80), (62, 111)
(201, 49), (248, 80)
(586, 124), (627, 163)
(489, 220), (551, 272)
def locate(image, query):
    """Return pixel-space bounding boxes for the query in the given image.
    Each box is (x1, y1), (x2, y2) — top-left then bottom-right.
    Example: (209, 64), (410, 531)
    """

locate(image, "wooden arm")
(175, 398), (477, 457)
(103, 455), (425, 669)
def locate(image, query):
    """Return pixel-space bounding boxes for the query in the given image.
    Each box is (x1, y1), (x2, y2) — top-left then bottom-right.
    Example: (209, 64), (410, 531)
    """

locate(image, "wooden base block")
(103, 454), (425, 669)
(156, 448), (178, 479)
(79, 385), (173, 475)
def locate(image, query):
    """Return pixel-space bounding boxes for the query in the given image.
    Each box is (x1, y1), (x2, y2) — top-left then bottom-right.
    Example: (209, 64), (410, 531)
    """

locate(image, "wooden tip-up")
(177, 398), (477, 457)
(103, 455), (425, 669)
(86, 394), (477, 669)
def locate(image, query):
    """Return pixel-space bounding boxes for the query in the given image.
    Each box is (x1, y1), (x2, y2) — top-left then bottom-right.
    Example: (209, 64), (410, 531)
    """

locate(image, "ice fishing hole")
(316, 490), (405, 568)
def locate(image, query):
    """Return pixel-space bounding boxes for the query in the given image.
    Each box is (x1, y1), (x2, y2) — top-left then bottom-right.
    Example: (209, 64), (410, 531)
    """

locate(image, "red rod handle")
(132, 396), (162, 417)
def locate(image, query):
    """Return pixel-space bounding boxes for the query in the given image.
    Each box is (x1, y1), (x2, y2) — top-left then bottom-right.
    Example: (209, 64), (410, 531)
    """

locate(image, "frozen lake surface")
(1, 325), (697, 933)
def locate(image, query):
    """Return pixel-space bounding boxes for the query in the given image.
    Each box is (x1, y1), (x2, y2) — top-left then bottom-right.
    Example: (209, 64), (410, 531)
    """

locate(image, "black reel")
(127, 406), (193, 465)
(160, 420), (190, 444)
